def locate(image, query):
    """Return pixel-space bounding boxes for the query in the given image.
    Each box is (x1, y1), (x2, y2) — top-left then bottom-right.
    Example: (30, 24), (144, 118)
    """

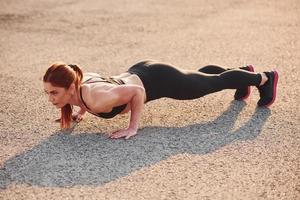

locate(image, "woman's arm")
(110, 86), (145, 139)
(72, 107), (87, 122)
(88, 85), (145, 139)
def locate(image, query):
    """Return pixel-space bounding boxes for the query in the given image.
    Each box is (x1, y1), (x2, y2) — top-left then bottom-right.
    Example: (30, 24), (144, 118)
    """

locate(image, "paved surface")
(0, 0), (299, 199)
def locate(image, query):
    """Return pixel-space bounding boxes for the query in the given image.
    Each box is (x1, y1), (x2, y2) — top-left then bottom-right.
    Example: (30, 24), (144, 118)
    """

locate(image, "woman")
(43, 60), (278, 139)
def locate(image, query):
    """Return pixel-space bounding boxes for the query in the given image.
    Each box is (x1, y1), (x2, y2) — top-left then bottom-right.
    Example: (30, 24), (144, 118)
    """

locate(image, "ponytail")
(61, 104), (73, 129)
(68, 64), (83, 88)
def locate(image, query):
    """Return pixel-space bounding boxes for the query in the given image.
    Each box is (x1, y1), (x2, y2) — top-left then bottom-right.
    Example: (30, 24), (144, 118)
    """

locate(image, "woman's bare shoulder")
(80, 84), (112, 112)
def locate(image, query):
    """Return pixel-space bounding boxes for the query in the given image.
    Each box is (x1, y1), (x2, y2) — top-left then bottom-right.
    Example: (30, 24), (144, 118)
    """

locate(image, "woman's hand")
(72, 108), (86, 123)
(109, 128), (138, 140)
(72, 111), (84, 122)
(54, 113), (84, 123)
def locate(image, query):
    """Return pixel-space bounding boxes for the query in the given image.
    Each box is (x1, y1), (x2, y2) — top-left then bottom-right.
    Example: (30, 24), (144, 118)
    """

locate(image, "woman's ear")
(69, 83), (76, 95)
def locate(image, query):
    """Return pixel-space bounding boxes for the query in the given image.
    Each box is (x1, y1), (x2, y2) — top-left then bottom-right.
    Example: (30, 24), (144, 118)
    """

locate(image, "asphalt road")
(0, 0), (299, 199)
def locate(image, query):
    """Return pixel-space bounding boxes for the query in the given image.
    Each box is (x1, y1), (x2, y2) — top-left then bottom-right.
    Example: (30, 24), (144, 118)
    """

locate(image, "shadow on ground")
(0, 101), (271, 188)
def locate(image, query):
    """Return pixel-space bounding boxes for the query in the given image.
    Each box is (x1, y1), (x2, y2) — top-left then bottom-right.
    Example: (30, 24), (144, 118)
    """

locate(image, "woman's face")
(43, 82), (71, 109)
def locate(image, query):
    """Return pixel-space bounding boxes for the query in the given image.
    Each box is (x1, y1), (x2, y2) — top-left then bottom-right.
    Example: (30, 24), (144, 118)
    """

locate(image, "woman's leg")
(198, 65), (255, 100)
(197, 65), (253, 74)
(158, 62), (261, 99)
(197, 65), (228, 74)
(128, 60), (277, 106)
(136, 62), (262, 101)
(171, 69), (262, 100)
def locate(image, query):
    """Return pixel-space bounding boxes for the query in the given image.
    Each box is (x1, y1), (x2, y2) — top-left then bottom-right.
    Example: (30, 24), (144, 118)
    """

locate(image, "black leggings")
(128, 60), (261, 102)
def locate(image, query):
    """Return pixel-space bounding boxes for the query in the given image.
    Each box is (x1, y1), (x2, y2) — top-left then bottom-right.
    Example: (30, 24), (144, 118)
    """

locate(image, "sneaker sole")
(264, 70), (279, 107)
(238, 64), (255, 100)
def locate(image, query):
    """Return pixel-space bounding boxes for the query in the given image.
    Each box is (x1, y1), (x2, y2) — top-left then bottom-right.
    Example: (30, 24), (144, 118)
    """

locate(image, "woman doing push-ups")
(43, 60), (279, 139)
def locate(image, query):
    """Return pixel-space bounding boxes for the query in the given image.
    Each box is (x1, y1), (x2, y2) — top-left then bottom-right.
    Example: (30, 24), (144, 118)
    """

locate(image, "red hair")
(43, 63), (83, 129)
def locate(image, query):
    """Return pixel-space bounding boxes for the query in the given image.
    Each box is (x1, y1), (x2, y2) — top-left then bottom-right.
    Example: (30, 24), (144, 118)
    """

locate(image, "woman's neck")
(68, 88), (84, 108)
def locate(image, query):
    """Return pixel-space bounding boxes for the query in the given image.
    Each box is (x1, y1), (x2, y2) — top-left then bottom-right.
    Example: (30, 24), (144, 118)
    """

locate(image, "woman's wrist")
(128, 125), (138, 132)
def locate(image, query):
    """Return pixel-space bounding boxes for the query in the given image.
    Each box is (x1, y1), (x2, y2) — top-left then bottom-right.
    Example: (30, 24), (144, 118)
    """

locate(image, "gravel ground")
(0, 0), (299, 199)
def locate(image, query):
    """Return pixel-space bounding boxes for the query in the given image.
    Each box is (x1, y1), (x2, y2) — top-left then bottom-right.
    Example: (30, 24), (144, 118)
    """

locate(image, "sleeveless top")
(79, 76), (127, 119)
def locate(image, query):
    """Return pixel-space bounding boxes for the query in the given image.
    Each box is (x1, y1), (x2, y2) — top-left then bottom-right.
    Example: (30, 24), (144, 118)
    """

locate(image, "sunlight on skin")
(43, 82), (72, 109)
